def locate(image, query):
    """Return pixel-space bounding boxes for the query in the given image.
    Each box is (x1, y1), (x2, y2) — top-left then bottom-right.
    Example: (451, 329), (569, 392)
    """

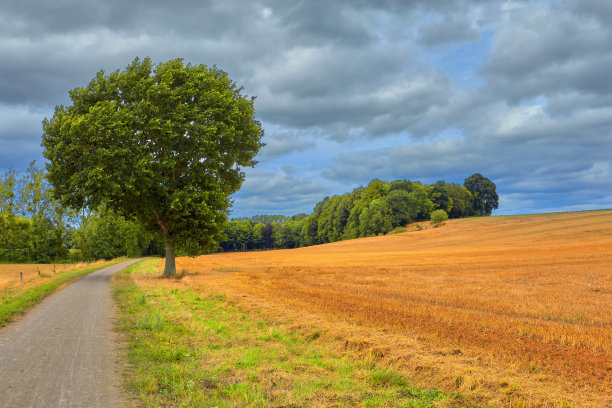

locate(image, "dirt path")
(0, 259), (142, 408)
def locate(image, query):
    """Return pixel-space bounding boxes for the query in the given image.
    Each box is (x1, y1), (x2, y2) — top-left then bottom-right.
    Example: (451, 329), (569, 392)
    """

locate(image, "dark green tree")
(389, 179), (413, 193)
(42, 58), (264, 276)
(271, 222), (284, 249)
(359, 198), (393, 237)
(0, 170), (17, 261)
(446, 183), (474, 218)
(317, 195), (341, 243)
(251, 222), (266, 249)
(331, 194), (353, 240)
(342, 187), (365, 240)
(281, 218), (303, 249)
(261, 223), (274, 248)
(464, 173), (499, 215)
(300, 214), (319, 247)
(344, 180), (389, 239)
(300, 198), (328, 246)
(221, 219), (253, 251)
(385, 190), (416, 227)
(77, 210), (154, 260)
(28, 216), (58, 262)
(407, 183), (435, 221)
(77, 212), (129, 260)
(429, 180), (452, 213)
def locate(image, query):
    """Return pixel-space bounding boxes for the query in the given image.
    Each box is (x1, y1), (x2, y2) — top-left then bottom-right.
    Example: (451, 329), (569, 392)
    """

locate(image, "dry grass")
(117, 260), (469, 407)
(1, 259), (124, 327)
(0, 261), (108, 292)
(168, 210), (611, 407)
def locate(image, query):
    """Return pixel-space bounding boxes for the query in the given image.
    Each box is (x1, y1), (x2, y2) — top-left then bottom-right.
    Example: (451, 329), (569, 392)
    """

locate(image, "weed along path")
(0, 259), (143, 408)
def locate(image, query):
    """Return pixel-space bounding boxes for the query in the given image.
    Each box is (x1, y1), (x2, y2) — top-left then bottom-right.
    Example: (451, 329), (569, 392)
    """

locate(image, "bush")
(430, 209), (448, 227)
(387, 226), (407, 235)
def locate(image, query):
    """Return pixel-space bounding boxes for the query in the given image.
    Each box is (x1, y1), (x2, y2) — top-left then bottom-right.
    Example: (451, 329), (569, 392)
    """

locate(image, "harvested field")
(0, 261), (107, 292)
(169, 210), (611, 407)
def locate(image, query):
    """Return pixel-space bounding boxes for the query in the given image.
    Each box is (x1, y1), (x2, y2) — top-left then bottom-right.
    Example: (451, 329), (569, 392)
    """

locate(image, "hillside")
(165, 210), (611, 407)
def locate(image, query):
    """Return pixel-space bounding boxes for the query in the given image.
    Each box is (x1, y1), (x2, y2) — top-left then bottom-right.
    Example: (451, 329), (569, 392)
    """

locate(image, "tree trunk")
(164, 240), (176, 277)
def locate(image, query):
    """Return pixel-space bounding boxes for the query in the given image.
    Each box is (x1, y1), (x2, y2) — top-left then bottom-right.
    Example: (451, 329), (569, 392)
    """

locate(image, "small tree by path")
(42, 58), (264, 276)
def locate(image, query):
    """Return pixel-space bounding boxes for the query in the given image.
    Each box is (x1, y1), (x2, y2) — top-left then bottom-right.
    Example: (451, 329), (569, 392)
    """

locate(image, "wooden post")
(20, 272), (23, 281)
(37, 266), (40, 276)
(53, 264), (56, 274)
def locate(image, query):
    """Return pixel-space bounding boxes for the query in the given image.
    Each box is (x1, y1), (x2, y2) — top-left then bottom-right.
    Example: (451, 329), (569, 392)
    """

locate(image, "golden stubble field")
(0, 261), (108, 292)
(163, 210), (611, 407)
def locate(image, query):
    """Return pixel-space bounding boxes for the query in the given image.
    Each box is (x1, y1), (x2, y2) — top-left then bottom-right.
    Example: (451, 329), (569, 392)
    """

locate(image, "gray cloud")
(567, 0), (612, 25)
(0, 0), (263, 38)
(257, 126), (317, 161)
(232, 167), (328, 216)
(482, 4), (612, 103)
(0, 0), (610, 217)
(252, 45), (453, 138)
(0, 105), (46, 171)
(418, 15), (480, 46)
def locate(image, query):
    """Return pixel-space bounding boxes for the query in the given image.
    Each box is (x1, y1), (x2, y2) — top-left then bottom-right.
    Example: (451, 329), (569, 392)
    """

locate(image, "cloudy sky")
(1, 0), (611, 217)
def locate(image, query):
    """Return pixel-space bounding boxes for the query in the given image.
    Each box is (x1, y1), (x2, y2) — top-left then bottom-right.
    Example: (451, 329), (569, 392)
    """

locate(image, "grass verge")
(114, 259), (477, 407)
(0, 258), (127, 326)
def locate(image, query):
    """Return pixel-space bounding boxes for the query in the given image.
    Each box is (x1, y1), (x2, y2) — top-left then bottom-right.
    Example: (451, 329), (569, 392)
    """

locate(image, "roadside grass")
(114, 259), (477, 407)
(0, 258), (126, 326)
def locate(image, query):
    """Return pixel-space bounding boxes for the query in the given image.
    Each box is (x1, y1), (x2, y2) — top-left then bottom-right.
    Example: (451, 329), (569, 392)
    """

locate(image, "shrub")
(387, 226), (407, 235)
(430, 209), (448, 227)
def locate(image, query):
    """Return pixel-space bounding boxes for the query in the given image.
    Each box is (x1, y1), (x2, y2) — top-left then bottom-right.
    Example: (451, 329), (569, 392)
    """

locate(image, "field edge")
(0, 258), (128, 327)
(113, 259), (479, 408)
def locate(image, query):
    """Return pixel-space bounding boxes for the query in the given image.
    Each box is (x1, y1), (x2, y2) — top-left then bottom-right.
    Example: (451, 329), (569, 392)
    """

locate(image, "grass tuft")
(368, 368), (409, 388)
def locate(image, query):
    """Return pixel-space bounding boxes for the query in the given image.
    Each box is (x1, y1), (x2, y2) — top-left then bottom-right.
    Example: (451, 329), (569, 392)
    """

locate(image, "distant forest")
(1, 162), (497, 261)
(220, 173), (498, 252)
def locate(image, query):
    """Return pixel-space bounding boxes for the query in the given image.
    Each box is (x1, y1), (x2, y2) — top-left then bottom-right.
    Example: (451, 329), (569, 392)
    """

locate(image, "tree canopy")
(42, 57), (264, 275)
(464, 173), (499, 215)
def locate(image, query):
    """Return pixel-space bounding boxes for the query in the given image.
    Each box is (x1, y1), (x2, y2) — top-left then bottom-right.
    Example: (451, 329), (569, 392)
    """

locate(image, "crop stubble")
(0, 261), (108, 292)
(173, 210), (611, 407)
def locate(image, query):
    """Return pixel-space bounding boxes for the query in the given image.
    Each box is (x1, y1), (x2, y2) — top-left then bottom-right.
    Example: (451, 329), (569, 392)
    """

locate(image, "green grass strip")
(114, 259), (478, 408)
(0, 258), (127, 326)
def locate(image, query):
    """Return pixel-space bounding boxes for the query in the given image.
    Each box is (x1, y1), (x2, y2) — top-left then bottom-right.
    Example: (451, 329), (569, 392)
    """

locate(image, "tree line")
(0, 162), (160, 263)
(220, 173), (498, 251)
(1, 162), (497, 261)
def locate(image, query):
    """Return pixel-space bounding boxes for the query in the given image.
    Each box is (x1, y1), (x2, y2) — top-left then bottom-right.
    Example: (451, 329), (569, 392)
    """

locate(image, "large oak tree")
(42, 58), (264, 276)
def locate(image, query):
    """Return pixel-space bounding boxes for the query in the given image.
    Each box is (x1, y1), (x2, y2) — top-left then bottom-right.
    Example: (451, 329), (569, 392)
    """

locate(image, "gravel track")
(0, 259), (142, 408)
